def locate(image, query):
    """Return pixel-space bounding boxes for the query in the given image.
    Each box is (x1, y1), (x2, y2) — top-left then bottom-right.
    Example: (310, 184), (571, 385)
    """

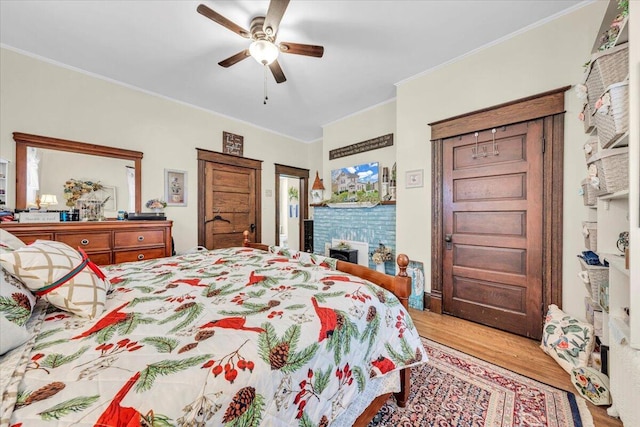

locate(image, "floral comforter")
(6, 247), (426, 427)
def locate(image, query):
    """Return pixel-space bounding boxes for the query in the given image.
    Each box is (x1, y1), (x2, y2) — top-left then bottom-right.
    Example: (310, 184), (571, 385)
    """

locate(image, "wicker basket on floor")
(581, 178), (597, 206)
(587, 147), (629, 195)
(578, 257), (608, 301)
(584, 43), (629, 112)
(582, 221), (598, 252)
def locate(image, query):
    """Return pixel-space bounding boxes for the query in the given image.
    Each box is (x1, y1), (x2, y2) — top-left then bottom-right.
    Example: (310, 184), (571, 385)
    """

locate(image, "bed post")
(393, 253), (411, 407)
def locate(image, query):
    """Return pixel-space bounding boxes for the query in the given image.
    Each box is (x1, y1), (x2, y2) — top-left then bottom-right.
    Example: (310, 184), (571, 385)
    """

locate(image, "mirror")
(14, 132), (143, 212)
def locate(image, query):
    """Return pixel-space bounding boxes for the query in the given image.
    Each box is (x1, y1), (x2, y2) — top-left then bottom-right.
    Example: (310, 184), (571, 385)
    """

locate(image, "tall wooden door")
(443, 120), (543, 339)
(197, 150), (262, 249)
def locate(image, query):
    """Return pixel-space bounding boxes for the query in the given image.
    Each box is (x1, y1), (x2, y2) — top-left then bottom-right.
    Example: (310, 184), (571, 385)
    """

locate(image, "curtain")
(26, 147), (40, 206)
(126, 166), (135, 212)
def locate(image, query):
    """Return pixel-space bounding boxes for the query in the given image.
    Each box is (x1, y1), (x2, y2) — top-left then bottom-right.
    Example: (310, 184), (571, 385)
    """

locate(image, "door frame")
(197, 149), (262, 246)
(429, 86), (569, 316)
(275, 164), (309, 250)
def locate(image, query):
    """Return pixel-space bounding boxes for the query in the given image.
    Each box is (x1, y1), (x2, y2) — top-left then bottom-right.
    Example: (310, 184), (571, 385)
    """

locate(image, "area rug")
(368, 338), (594, 427)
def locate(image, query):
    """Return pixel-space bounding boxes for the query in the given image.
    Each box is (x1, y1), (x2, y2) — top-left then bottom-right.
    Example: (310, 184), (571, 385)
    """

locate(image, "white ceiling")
(0, 0), (585, 142)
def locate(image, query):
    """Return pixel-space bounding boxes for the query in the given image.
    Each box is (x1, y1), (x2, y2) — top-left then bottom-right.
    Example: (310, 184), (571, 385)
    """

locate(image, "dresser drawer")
(56, 232), (111, 251)
(86, 252), (112, 266)
(12, 233), (54, 245)
(114, 247), (167, 264)
(114, 229), (165, 249)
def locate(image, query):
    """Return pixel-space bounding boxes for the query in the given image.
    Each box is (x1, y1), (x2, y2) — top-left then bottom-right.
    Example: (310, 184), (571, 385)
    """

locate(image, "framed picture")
(330, 162), (379, 202)
(405, 169), (423, 188)
(164, 169), (187, 206)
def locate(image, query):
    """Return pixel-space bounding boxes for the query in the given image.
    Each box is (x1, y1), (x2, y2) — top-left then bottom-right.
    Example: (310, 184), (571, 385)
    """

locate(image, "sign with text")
(223, 131), (244, 156)
(329, 133), (393, 160)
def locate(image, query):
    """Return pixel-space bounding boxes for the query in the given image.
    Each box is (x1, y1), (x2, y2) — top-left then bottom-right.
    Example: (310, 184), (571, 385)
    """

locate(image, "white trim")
(395, 1), (594, 87)
(0, 44), (310, 144)
(321, 97), (396, 129)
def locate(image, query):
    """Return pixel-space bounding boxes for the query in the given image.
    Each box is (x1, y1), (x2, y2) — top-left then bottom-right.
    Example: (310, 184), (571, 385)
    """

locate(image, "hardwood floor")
(410, 309), (623, 427)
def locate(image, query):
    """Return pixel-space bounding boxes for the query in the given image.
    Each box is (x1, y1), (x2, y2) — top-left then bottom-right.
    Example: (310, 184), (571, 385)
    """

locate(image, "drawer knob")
(137, 236), (144, 242)
(137, 254), (145, 260)
(81, 239), (89, 246)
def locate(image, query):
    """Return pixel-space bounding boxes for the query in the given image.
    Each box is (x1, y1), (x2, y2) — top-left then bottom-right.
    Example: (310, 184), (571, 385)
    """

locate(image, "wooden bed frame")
(243, 231), (412, 426)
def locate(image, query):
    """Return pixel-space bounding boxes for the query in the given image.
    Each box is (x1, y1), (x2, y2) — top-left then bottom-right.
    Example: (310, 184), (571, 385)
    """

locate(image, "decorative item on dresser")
(0, 220), (172, 265)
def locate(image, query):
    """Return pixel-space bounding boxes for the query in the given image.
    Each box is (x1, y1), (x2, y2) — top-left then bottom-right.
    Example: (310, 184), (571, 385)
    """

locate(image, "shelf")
(605, 132), (629, 149)
(599, 190), (629, 201)
(601, 252), (629, 276)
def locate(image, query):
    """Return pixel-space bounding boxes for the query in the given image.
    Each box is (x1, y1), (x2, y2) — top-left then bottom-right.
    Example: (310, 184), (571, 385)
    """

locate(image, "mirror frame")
(13, 132), (143, 212)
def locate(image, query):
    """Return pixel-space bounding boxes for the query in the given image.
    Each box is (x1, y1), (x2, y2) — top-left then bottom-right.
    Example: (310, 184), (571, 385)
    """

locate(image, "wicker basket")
(578, 257), (608, 302)
(583, 136), (599, 162)
(581, 103), (595, 133)
(584, 43), (629, 112)
(581, 178), (597, 206)
(593, 81), (629, 148)
(587, 147), (629, 195)
(582, 221), (598, 252)
(599, 280), (609, 313)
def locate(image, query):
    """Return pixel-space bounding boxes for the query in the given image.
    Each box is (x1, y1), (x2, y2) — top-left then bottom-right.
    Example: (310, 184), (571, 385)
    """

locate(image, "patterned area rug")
(369, 337), (594, 427)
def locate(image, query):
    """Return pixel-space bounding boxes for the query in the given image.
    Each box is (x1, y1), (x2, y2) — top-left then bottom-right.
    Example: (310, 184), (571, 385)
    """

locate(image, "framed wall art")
(405, 169), (423, 188)
(164, 169), (187, 207)
(330, 162), (379, 203)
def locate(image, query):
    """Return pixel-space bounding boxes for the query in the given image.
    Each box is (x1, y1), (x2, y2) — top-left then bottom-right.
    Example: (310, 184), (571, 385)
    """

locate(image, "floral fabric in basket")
(571, 366), (611, 405)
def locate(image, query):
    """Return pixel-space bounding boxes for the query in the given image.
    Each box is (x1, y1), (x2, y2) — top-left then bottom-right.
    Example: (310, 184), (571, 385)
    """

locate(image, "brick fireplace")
(312, 204), (396, 274)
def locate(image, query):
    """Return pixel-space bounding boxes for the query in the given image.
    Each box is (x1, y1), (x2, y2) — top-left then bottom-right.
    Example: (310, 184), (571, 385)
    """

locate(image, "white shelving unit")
(580, 0), (637, 423)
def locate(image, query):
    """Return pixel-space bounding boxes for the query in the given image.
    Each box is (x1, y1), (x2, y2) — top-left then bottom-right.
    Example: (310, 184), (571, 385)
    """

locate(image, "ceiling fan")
(197, 0), (324, 84)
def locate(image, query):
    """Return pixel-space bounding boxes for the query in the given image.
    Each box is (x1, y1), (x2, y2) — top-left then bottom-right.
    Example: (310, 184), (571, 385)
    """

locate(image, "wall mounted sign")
(223, 131), (244, 156)
(329, 133), (393, 160)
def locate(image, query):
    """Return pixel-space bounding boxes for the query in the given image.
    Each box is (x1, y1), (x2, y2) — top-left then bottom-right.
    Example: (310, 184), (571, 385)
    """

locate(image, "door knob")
(250, 223), (256, 232)
(444, 234), (452, 242)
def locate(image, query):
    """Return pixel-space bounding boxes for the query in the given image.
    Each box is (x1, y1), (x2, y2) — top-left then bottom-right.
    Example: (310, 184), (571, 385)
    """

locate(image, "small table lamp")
(39, 194), (58, 211)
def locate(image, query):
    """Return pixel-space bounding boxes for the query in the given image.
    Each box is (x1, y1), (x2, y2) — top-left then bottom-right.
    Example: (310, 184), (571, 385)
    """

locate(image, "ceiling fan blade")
(197, 4), (250, 38)
(279, 42), (324, 58)
(268, 60), (287, 83)
(263, 0), (290, 38)
(218, 49), (250, 68)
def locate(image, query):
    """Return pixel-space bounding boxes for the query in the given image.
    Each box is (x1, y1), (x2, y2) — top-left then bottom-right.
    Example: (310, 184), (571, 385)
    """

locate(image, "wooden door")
(197, 150), (262, 249)
(443, 120), (543, 339)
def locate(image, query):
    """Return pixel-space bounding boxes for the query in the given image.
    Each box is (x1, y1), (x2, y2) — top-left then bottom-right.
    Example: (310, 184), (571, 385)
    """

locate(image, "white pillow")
(0, 240), (109, 319)
(0, 268), (35, 354)
(541, 304), (595, 374)
(0, 316), (30, 355)
(0, 229), (26, 250)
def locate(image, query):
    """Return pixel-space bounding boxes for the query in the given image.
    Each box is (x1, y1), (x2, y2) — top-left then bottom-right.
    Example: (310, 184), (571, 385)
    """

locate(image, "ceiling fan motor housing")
(250, 17), (273, 42)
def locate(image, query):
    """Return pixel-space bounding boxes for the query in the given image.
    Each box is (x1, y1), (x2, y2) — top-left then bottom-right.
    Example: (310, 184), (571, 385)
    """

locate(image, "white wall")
(322, 99), (397, 196)
(321, 2), (610, 321)
(395, 1), (607, 320)
(0, 48), (312, 253)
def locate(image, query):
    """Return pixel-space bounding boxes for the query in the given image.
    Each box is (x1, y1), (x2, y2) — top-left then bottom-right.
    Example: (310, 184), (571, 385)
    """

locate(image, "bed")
(0, 231), (427, 426)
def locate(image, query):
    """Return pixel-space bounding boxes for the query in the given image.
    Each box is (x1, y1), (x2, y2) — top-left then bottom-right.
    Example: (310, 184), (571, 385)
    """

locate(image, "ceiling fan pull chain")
(263, 65), (269, 105)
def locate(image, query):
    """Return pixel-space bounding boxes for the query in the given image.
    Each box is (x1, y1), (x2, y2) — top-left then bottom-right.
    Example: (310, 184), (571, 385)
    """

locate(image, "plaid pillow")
(0, 240), (109, 319)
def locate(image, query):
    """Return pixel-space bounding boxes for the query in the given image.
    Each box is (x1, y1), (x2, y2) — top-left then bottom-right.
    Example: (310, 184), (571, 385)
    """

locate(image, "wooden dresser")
(0, 220), (173, 265)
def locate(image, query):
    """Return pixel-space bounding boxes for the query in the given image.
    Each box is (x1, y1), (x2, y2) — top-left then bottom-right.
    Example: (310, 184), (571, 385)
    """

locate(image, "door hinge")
(542, 137), (546, 153)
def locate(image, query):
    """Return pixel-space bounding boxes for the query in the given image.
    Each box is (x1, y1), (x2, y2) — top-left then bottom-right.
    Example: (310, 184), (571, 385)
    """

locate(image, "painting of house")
(331, 162), (379, 201)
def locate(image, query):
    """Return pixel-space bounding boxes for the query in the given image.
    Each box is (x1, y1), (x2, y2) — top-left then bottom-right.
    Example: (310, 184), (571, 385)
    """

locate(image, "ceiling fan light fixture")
(249, 39), (279, 65)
